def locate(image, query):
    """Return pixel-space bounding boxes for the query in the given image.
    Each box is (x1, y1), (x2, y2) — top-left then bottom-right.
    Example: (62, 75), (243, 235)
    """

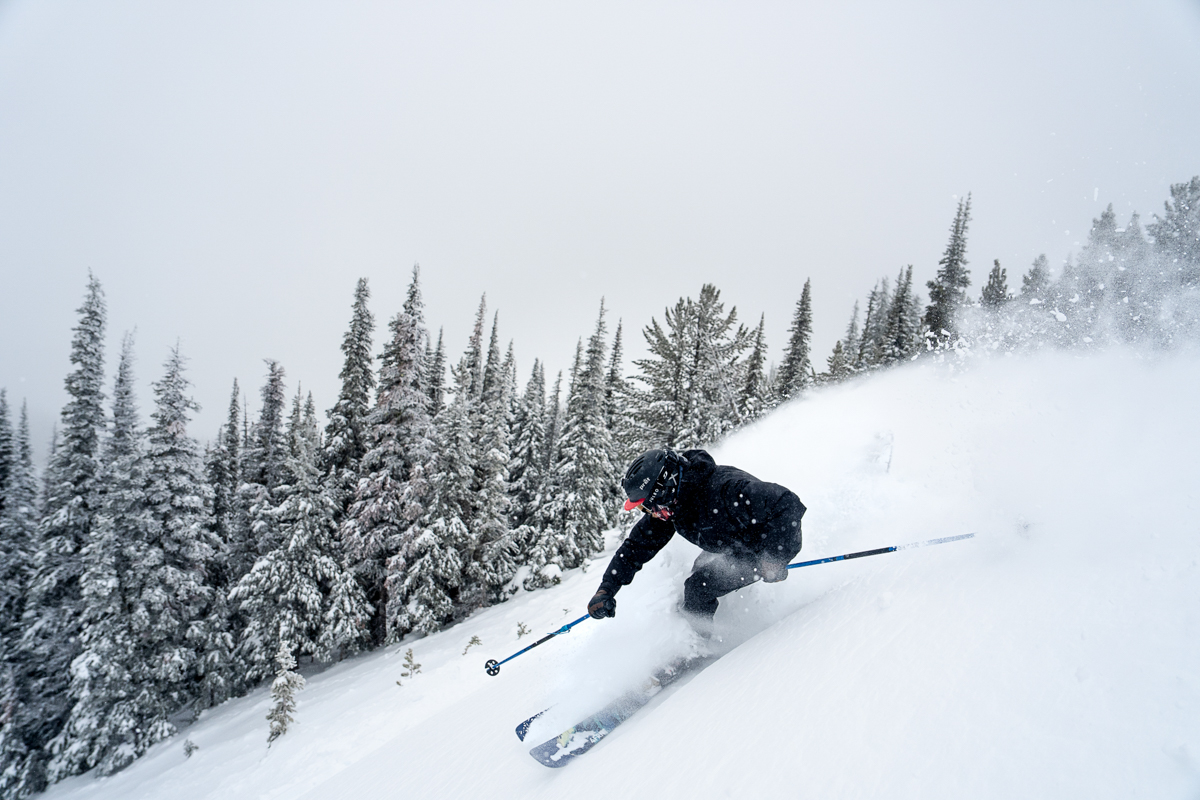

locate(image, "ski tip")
(515, 709), (547, 742)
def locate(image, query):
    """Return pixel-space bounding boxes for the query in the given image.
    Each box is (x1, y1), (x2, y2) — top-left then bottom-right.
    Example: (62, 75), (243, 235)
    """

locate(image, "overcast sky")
(2, 0), (1198, 463)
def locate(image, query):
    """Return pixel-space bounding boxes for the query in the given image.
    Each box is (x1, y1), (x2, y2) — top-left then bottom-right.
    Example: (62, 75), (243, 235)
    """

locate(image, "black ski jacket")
(598, 449), (806, 596)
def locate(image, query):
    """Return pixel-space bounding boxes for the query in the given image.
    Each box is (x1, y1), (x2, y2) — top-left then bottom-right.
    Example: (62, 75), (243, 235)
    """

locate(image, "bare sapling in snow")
(267, 643), (305, 744)
(462, 636), (481, 655)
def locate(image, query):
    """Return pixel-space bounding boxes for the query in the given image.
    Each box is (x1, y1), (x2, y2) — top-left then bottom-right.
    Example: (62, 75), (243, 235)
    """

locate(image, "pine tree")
(232, 391), (371, 681)
(47, 333), (149, 779)
(841, 302), (862, 374)
(981, 260), (1010, 308)
(200, 380), (247, 703)
(925, 194), (973, 338)
(322, 279), (376, 523)
(266, 643), (305, 744)
(241, 360), (288, 562)
(391, 399), (470, 635)
(13, 274), (107, 793)
(537, 302), (615, 573)
(0, 401), (39, 798)
(542, 371), (564, 475)
(1147, 175), (1200, 285)
(133, 347), (217, 730)
(1, 402), (37, 664)
(0, 391), (12, 521)
(602, 322), (637, 523)
(632, 285), (750, 449)
(344, 267), (437, 644)
(463, 315), (516, 607)
(858, 279), (891, 369)
(426, 328), (447, 418)
(884, 266), (922, 363)
(739, 315), (768, 420)
(1020, 255), (1050, 300)
(508, 362), (546, 532)
(389, 297), (487, 631)
(824, 340), (850, 383)
(206, 381), (244, 578)
(776, 279), (814, 402)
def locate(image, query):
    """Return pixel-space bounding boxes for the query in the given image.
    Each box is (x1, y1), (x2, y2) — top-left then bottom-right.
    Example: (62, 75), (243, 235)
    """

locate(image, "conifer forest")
(1, 176), (1199, 796)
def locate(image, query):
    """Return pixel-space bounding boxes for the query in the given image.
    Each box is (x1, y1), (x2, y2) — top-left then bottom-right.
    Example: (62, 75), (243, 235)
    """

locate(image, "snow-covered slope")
(44, 348), (1200, 800)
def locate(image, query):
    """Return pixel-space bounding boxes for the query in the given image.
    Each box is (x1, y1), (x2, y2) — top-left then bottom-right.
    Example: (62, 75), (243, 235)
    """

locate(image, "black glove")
(587, 588), (617, 619)
(760, 560), (788, 583)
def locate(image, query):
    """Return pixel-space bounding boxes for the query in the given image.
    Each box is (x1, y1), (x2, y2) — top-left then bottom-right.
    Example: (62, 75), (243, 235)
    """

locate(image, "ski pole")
(786, 532), (974, 571)
(485, 615), (590, 676)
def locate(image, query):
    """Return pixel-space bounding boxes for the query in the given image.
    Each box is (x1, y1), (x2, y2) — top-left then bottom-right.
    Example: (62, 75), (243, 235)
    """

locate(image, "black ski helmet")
(622, 449), (683, 511)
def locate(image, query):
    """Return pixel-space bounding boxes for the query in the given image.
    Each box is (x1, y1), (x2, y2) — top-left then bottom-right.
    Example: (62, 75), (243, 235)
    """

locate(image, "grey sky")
(2, 0), (1198, 462)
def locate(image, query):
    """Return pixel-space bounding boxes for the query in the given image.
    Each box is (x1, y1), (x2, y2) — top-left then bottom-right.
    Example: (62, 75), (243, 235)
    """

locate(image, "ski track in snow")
(42, 347), (1200, 800)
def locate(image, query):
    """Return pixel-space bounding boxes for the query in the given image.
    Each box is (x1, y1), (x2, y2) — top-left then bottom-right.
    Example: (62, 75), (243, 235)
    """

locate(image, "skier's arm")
(597, 514), (676, 596)
(758, 488), (806, 573)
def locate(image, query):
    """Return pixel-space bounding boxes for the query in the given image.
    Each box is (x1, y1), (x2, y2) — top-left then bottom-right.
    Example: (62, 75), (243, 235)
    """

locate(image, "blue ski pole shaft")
(485, 615), (590, 676)
(786, 532), (974, 571)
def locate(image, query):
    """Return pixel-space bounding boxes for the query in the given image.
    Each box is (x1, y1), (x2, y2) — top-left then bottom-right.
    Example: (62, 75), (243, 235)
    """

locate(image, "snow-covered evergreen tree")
(925, 194), (973, 338)
(126, 347), (217, 745)
(739, 315), (769, 420)
(508, 361), (545, 532)
(536, 302), (615, 573)
(776, 279), (814, 402)
(463, 317), (516, 606)
(12, 274), (107, 794)
(344, 266), (437, 644)
(842, 301), (862, 374)
(47, 333), (150, 779)
(391, 398), (470, 635)
(824, 340), (851, 383)
(883, 265), (923, 363)
(542, 370), (564, 475)
(858, 279), (890, 369)
(206, 381), (243, 582)
(1020, 255), (1050, 300)
(426, 328), (447, 419)
(980, 260), (1010, 308)
(0, 401), (39, 798)
(240, 361), (288, 565)
(322, 278), (376, 523)
(199, 380), (247, 703)
(1147, 175), (1200, 286)
(633, 284), (750, 449)
(1, 401), (37, 663)
(0, 392), (12, 521)
(602, 322), (636, 525)
(265, 643), (305, 744)
(231, 391), (370, 681)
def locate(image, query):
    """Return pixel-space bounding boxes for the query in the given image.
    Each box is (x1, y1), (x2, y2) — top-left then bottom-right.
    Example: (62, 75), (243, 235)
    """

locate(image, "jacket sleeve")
(758, 488), (806, 566)
(598, 515), (675, 596)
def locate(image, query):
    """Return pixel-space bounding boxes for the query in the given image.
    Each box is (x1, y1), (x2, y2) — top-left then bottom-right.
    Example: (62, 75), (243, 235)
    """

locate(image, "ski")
(527, 654), (714, 767)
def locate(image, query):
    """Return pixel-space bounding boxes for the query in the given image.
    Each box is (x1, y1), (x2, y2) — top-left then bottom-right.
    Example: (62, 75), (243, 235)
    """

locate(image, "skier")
(587, 449), (805, 626)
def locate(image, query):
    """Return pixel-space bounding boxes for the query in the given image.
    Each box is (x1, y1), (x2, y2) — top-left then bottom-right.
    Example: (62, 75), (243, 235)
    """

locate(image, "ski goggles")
(624, 497), (673, 521)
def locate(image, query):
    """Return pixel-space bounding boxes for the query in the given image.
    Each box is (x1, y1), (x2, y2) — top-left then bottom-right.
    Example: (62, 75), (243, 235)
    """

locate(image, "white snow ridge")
(44, 347), (1200, 800)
